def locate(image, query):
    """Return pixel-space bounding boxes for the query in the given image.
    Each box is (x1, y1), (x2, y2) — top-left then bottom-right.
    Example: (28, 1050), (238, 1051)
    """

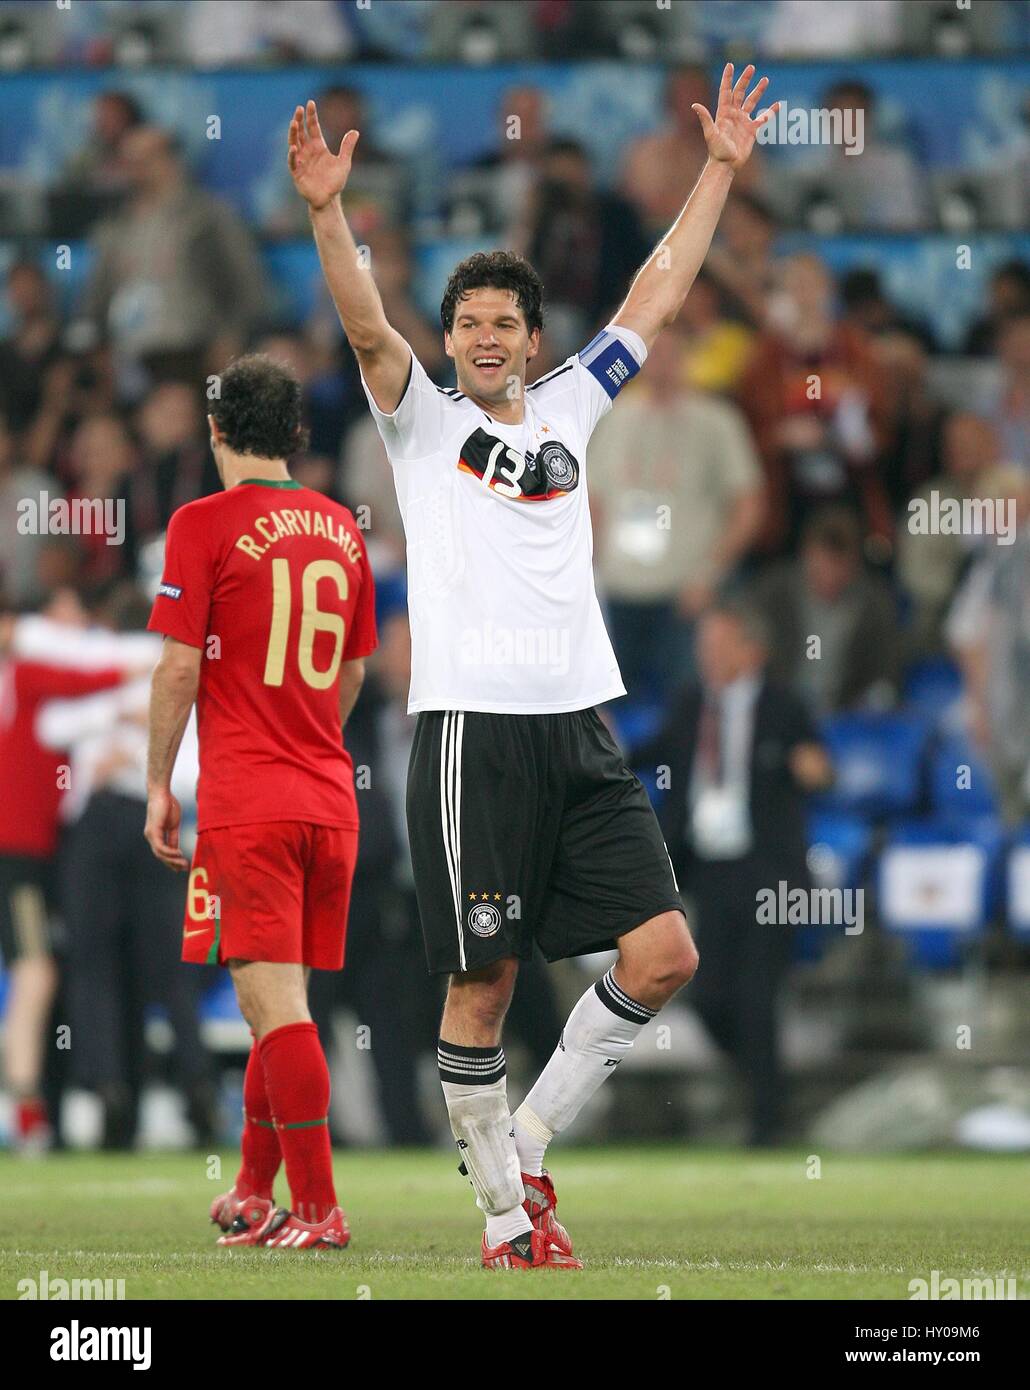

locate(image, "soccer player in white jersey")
(289, 64), (778, 1270)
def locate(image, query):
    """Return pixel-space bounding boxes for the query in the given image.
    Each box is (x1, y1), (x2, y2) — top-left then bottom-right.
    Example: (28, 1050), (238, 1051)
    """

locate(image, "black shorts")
(406, 707), (683, 975)
(0, 853), (57, 964)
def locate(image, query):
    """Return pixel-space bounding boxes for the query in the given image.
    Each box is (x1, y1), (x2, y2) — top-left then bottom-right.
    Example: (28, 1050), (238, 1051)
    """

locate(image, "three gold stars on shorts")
(468, 891), (503, 901)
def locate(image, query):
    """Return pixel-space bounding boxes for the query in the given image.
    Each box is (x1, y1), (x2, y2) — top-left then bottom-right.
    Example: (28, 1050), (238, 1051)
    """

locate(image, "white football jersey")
(361, 323), (647, 714)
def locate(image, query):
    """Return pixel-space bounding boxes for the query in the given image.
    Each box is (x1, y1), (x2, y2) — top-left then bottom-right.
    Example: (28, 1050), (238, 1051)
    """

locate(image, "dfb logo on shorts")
(467, 901), (502, 938)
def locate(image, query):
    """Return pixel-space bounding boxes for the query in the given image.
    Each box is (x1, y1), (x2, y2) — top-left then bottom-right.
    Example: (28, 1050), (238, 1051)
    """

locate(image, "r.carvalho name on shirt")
(234, 508), (363, 564)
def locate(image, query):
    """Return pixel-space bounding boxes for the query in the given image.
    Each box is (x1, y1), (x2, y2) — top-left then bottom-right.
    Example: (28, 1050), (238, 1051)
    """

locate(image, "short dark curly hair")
(440, 251), (544, 336)
(208, 354), (309, 460)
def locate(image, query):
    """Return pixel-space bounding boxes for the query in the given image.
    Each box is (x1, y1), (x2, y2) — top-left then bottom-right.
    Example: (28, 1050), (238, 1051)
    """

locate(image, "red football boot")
(250, 1205), (351, 1250)
(522, 1170), (576, 1258)
(210, 1186), (274, 1235)
(14, 1098), (52, 1155)
(481, 1225), (582, 1270)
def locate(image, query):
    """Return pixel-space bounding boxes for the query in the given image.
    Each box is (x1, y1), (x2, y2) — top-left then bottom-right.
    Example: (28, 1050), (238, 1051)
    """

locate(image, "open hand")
(287, 99), (359, 210)
(692, 64), (779, 172)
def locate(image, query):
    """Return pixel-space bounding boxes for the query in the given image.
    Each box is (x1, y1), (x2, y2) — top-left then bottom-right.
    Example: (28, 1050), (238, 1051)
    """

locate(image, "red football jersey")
(148, 479), (377, 832)
(0, 660), (124, 858)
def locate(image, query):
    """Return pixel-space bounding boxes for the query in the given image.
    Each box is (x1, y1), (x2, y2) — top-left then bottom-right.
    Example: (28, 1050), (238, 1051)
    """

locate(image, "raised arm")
(288, 100), (411, 413)
(615, 65), (778, 354)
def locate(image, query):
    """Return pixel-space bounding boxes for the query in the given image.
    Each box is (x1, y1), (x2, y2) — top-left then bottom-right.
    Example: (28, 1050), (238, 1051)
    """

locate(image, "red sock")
(234, 1039), (281, 1200)
(258, 1021), (337, 1223)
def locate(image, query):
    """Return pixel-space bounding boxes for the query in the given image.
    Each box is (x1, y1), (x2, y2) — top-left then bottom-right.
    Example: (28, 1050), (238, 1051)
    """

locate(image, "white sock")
(514, 968), (656, 1173)
(438, 1040), (532, 1240)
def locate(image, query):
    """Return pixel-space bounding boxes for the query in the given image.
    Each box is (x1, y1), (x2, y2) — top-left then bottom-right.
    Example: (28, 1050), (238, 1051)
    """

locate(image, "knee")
(443, 960), (517, 1041)
(648, 939), (699, 995)
(619, 913), (699, 1002)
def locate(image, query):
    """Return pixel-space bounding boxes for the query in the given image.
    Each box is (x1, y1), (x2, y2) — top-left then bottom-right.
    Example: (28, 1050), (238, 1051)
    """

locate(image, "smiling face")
(444, 287), (540, 409)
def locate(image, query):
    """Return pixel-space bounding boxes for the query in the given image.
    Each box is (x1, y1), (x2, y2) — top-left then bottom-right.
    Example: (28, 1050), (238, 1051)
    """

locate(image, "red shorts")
(183, 821), (359, 970)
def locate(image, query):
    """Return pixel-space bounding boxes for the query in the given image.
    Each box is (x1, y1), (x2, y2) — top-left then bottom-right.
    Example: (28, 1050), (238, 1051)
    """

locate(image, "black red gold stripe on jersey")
(456, 426), (580, 500)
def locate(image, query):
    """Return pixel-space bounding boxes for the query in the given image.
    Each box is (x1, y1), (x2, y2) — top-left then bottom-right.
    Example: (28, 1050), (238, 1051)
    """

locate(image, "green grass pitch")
(2, 1146), (1026, 1300)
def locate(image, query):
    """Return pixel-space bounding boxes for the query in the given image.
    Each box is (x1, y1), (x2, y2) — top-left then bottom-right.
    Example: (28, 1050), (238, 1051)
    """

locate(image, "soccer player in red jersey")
(0, 592), (137, 1152)
(144, 355), (377, 1251)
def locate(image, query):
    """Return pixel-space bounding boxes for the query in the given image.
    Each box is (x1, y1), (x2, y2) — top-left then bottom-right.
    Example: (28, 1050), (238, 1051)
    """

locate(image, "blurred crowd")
(0, 7), (1028, 1152)
(1, 0), (1026, 66)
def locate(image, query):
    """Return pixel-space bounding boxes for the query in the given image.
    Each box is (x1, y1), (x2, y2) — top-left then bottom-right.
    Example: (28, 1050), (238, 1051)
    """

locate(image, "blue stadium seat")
(878, 817), (1004, 967)
(795, 812), (874, 962)
(201, 976), (245, 1023)
(612, 701), (665, 756)
(929, 736), (998, 818)
(816, 713), (931, 819)
(904, 657), (963, 730)
(807, 811), (874, 890)
(1006, 829), (1030, 942)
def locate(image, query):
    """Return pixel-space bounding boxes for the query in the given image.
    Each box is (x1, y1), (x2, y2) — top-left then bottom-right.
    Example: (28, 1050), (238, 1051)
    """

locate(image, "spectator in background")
(752, 506), (901, 715)
(989, 313), (1030, 471)
(290, 452), (337, 498)
(80, 126), (268, 386)
(873, 330), (947, 513)
(762, 0), (902, 56)
(704, 191), (779, 331)
(674, 270), (755, 395)
(253, 328), (357, 459)
(622, 66), (764, 235)
(523, 138), (649, 358)
(264, 86), (406, 241)
(185, 0), (352, 67)
(338, 415), (406, 572)
(61, 89), (143, 194)
(739, 253), (892, 554)
(473, 85), (550, 240)
(589, 323), (764, 699)
(898, 413), (1007, 658)
(64, 413), (136, 586)
(37, 585), (214, 1149)
(948, 471), (1030, 825)
(0, 408), (51, 607)
(0, 591), (140, 1150)
(22, 326), (117, 478)
(635, 601), (833, 1146)
(131, 381), (219, 537)
(839, 267), (936, 352)
(0, 260), (64, 438)
(808, 80), (929, 231)
(963, 261), (1030, 357)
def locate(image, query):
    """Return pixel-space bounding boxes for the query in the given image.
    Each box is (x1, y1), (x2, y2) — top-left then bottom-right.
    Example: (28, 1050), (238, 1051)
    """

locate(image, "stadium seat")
(796, 811), (874, 962)
(816, 712), (931, 819)
(903, 657), (963, 731)
(929, 735), (998, 818)
(878, 817), (1004, 967)
(807, 810), (874, 891)
(1006, 830), (1030, 942)
(611, 700), (665, 754)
